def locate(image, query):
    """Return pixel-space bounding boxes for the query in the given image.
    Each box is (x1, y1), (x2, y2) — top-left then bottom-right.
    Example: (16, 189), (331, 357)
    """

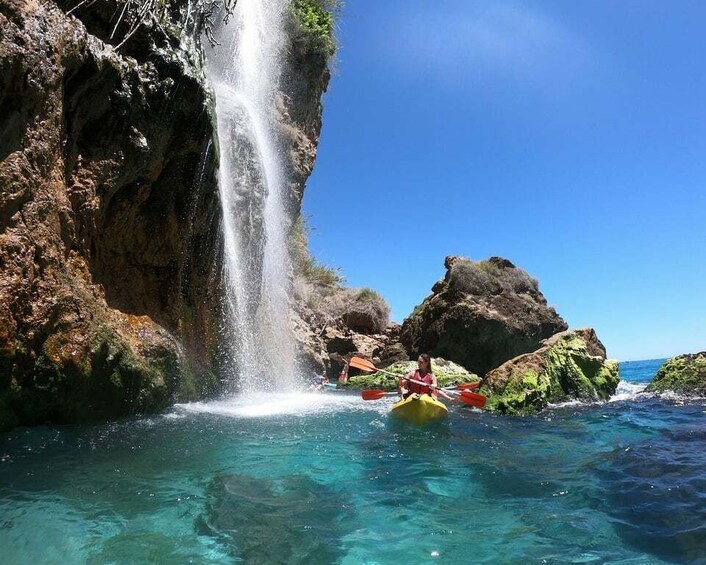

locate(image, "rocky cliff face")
(0, 0), (332, 430)
(400, 256), (568, 377)
(0, 0), (222, 430)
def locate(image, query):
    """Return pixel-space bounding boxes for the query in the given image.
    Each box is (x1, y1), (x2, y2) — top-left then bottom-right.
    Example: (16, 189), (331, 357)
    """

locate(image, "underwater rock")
(483, 328), (620, 414)
(197, 474), (350, 564)
(400, 256), (568, 377)
(645, 352), (706, 396)
(591, 425), (706, 563)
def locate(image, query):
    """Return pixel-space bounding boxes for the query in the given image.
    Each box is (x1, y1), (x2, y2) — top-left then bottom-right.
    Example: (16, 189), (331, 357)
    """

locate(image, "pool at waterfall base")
(2, 359), (706, 564)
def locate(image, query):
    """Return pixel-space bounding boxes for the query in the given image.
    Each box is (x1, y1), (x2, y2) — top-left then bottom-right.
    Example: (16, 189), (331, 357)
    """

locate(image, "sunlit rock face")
(646, 352), (706, 396)
(400, 256), (568, 377)
(483, 328), (620, 414)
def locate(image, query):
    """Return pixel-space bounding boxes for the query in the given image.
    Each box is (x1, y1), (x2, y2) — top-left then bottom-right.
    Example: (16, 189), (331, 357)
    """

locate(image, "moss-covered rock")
(645, 352), (706, 396)
(290, 0), (338, 61)
(483, 328), (620, 414)
(340, 358), (479, 391)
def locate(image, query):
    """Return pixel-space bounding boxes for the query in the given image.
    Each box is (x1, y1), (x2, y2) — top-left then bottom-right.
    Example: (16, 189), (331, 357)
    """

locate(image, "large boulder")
(645, 352), (706, 396)
(400, 256), (568, 376)
(294, 320), (407, 379)
(483, 328), (620, 414)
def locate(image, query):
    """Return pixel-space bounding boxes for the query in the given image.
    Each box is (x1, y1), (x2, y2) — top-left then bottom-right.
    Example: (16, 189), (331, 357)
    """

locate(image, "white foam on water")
(547, 380), (651, 408)
(609, 380), (649, 403)
(548, 399), (587, 409)
(176, 391), (388, 419)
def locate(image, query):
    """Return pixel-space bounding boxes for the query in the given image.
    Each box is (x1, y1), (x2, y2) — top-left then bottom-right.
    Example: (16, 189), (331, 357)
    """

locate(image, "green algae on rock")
(341, 358), (480, 391)
(483, 328), (620, 414)
(645, 352), (706, 396)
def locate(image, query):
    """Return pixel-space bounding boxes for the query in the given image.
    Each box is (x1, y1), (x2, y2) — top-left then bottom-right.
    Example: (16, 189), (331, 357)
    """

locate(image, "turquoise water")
(2, 359), (706, 564)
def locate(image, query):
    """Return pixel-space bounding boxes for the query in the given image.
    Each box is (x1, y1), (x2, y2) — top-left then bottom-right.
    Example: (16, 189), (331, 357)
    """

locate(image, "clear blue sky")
(301, 0), (706, 362)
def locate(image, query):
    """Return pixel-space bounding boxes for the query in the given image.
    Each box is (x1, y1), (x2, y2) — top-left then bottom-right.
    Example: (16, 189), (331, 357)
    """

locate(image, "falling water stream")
(207, 0), (299, 391)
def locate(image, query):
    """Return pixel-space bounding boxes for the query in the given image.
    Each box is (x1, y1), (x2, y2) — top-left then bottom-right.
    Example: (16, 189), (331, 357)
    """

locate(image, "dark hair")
(418, 353), (432, 373)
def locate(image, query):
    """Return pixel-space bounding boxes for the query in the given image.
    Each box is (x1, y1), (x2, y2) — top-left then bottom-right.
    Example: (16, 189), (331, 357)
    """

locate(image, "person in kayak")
(309, 372), (329, 392)
(399, 354), (454, 401)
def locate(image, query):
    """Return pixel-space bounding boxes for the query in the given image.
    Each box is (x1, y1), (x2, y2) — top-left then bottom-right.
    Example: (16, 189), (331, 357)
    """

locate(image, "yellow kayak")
(390, 393), (448, 426)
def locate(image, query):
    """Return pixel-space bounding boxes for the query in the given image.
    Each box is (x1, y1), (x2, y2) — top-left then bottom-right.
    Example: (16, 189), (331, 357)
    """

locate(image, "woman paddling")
(398, 354), (454, 401)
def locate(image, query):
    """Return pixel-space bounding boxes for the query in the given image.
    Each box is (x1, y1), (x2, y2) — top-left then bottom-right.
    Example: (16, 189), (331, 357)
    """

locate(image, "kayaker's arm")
(430, 374), (454, 401)
(398, 371), (414, 396)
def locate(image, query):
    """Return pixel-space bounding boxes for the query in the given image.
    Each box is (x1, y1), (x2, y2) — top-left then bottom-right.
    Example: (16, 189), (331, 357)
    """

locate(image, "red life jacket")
(408, 370), (433, 395)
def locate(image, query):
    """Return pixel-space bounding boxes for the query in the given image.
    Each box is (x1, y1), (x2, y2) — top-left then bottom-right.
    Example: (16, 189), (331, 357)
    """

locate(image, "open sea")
(2, 359), (705, 564)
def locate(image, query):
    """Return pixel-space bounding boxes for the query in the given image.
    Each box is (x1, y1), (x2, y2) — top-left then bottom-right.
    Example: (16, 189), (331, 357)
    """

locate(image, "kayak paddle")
(361, 390), (397, 400)
(457, 382), (481, 390)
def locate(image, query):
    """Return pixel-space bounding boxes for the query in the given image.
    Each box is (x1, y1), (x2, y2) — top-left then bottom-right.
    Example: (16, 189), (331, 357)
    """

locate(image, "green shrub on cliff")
(290, 216), (343, 288)
(290, 216), (391, 334)
(290, 0), (340, 59)
(450, 257), (539, 296)
(330, 287), (390, 334)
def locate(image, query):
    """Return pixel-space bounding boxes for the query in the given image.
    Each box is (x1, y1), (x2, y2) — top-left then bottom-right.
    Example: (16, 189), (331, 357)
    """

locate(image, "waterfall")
(206, 0), (300, 392)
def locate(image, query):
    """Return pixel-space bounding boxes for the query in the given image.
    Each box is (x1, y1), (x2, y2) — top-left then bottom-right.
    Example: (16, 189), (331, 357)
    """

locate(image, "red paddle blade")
(457, 382), (481, 391)
(361, 390), (388, 400)
(349, 356), (378, 373)
(459, 390), (487, 409)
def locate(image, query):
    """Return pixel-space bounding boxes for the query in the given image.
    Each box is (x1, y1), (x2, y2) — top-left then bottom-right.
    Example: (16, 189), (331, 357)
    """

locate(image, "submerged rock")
(342, 357), (479, 391)
(400, 256), (568, 377)
(197, 474), (350, 564)
(483, 328), (619, 414)
(645, 352), (706, 396)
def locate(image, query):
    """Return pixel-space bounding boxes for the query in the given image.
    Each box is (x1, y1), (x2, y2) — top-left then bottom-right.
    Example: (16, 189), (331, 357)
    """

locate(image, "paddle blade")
(349, 356), (378, 373)
(361, 389), (388, 400)
(459, 390), (487, 409)
(457, 382), (481, 391)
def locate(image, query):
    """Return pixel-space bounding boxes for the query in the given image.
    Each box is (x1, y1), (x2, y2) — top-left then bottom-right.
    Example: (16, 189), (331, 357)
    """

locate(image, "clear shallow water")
(2, 360), (706, 564)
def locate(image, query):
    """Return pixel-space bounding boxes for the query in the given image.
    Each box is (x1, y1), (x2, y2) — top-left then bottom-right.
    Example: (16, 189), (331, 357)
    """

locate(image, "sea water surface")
(2, 359), (705, 564)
